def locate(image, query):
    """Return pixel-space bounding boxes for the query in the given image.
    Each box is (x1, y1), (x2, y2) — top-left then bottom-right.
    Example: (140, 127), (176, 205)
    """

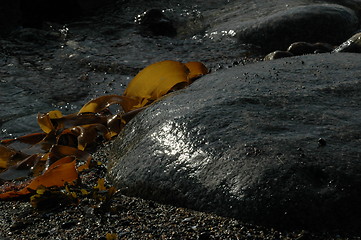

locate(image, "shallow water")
(1, 0), (357, 139)
(0, 0), (264, 139)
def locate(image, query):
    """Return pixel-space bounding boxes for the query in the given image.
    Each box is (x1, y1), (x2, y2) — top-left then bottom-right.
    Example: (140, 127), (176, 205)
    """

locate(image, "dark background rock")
(135, 9), (177, 37)
(236, 4), (359, 52)
(108, 53), (361, 233)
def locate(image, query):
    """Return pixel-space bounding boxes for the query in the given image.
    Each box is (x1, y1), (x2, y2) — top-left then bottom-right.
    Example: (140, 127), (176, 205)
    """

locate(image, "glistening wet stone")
(108, 53), (361, 233)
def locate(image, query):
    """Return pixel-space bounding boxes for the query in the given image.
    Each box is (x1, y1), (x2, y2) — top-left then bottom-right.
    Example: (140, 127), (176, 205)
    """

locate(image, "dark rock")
(135, 9), (177, 37)
(108, 53), (361, 233)
(266, 42), (335, 60)
(264, 50), (294, 60)
(198, 231), (212, 240)
(237, 4), (359, 52)
(287, 42), (316, 55)
(313, 42), (335, 53)
(287, 42), (335, 55)
(10, 220), (28, 231)
(318, 138), (327, 147)
(61, 221), (77, 229)
(333, 32), (361, 53)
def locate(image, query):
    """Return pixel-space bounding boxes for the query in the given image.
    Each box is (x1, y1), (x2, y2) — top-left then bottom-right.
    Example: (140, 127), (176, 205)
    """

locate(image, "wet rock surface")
(108, 53), (361, 233)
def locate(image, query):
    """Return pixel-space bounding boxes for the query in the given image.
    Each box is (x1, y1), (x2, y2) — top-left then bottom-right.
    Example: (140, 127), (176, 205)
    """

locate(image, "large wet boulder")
(235, 4), (359, 52)
(108, 53), (361, 233)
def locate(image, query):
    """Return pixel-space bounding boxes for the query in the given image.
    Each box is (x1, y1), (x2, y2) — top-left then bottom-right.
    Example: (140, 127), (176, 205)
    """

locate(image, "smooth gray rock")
(108, 53), (361, 233)
(235, 4), (359, 52)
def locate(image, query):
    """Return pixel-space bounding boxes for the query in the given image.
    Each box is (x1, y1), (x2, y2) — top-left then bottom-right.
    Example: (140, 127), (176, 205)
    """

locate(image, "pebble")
(264, 50), (293, 60)
(287, 42), (316, 55)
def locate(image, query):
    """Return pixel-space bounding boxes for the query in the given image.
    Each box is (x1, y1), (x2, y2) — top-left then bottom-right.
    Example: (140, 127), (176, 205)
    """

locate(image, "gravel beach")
(0, 144), (359, 240)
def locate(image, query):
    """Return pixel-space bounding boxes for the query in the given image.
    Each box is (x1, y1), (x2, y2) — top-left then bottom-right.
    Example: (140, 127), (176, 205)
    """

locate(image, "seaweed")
(0, 60), (208, 200)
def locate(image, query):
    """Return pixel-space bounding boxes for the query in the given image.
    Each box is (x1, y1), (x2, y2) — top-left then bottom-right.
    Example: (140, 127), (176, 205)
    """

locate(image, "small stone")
(313, 42), (334, 53)
(287, 42), (316, 55)
(318, 138), (326, 147)
(135, 9), (176, 37)
(264, 50), (293, 60)
(61, 221), (77, 229)
(198, 231), (212, 240)
(10, 221), (27, 231)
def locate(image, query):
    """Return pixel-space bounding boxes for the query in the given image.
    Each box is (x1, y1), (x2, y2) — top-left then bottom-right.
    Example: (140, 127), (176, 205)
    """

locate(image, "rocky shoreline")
(0, 192), (354, 240)
(1, 0), (361, 239)
(0, 145), (359, 240)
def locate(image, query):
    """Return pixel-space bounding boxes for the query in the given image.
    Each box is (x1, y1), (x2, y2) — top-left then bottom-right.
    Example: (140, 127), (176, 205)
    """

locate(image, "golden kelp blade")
(0, 156), (78, 199)
(95, 178), (107, 191)
(69, 124), (111, 150)
(1, 132), (50, 156)
(1, 132), (46, 146)
(37, 110), (63, 133)
(122, 60), (190, 112)
(78, 95), (125, 114)
(0, 60), (208, 200)
(185, 61), (209, 81)
(0, 145), (18, 169)
(48, 145), (92, 167)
